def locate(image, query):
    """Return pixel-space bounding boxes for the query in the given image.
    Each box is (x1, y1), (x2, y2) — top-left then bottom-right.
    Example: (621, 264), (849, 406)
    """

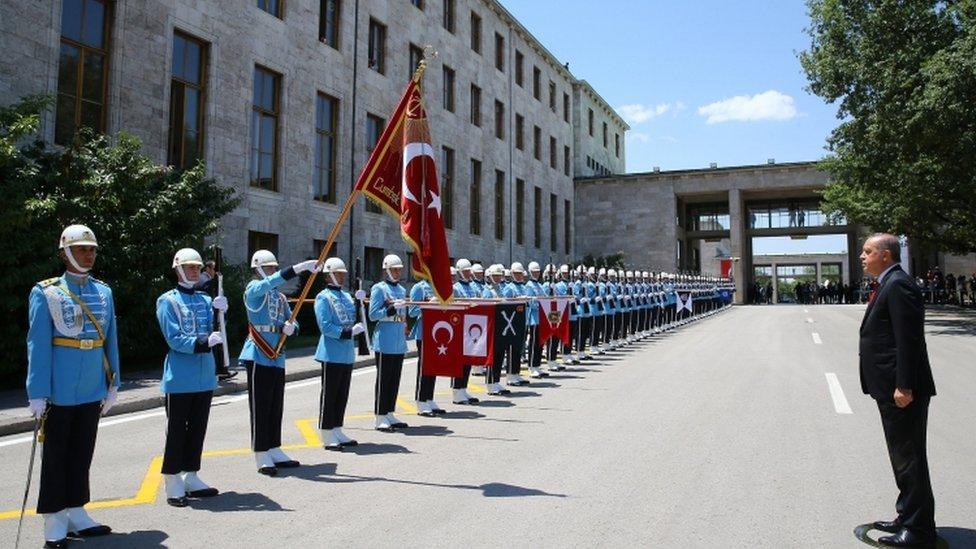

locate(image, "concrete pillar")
(772, 261), (779, 303)
(816, 262), (822, 285)
(728, 188), (746, 303)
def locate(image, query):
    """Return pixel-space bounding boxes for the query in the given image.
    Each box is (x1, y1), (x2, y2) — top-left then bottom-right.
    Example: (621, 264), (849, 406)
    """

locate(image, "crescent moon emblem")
(431, 320), (454, 343)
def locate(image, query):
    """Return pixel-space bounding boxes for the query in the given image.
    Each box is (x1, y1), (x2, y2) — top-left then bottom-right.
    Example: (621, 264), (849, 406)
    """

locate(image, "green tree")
(0, 96), (239, 387)
(800, 0), (976, 253)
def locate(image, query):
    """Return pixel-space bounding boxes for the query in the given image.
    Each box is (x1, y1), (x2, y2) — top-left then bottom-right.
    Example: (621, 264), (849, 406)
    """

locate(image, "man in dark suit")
(859, 234), (937, 547)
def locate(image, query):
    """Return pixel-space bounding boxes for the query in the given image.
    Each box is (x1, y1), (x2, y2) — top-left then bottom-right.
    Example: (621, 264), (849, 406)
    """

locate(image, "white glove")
(207, 331), (224, 347)
(355, 289), (367, 301)
(212, 295), (228, 312)
(28, 398), (47, 419)
(282, 321), (296, 336)
(595, 296), (603, 303)
(101, 387), (118, 416)
(294, 260), (322, 274)
(351, 323), (366, 336)
(580, 297), (590, 304)
(393, 299), (406, 310)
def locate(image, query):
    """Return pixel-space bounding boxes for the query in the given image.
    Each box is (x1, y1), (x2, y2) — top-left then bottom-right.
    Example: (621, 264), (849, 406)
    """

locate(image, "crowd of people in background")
(917, 266), (976, 307)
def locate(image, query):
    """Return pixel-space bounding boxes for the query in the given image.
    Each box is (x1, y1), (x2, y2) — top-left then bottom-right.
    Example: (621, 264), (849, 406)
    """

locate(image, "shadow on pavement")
(313, 467), (569, 498)
(394, 424), (453, 437)
(524, 381), (561, 389)
(472, 400), (516, 408)
(939, 526), (976, 547)
(505, 391), (542, 398)
(187, 491), (289, 513)
(78, 529), (169, 547)
(439, 410), (486, 420)
(340, 442), (412, 455)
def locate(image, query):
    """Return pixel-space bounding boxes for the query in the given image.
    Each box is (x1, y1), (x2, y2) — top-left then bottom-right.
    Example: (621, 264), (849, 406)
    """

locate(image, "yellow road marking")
(396, 397), (418, 414)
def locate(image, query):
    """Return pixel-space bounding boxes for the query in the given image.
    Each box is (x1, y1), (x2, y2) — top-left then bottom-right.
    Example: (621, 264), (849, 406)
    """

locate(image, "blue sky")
(500, 0), (838, 173)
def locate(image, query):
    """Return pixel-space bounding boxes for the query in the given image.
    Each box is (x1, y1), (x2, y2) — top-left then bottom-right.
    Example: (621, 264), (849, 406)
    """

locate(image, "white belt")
(253, 324), (280, 333)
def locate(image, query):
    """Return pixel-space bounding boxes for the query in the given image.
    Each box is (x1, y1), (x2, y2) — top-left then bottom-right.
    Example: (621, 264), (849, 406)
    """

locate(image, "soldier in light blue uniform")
(503, 263), (531, 387)
(524, 262), (549, 379)
(156, 248), (228, 508)
(369, 254), (409, 432)
(27, 224), (120, 547)
(240, 250), (320, 475)
(588, 267), (605, 354)
(450, 259), (482, 404)
(408, 276), (446, 416)
(314, 257), (365, 450)
(549, 264), (575, 368)
(573, 266), (593, 360)
(470, 263), (486, 295)
(482, 264), (512, 395)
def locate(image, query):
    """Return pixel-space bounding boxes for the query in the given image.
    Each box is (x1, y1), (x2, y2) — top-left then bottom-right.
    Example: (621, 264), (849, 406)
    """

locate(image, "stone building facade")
(0, 0), (627, 283)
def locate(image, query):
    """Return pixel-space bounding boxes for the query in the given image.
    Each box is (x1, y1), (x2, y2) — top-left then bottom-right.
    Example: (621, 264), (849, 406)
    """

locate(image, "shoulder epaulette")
(37, 277), (61, 288)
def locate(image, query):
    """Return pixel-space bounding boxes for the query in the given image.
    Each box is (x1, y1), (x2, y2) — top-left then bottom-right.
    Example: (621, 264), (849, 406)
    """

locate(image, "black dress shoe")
(873, 519), (903, 534)
(45, 539), (68, 549)
(258, 466), (278, 476)
(390, 422), (409, 429)
(72, 524), (112, 537)
(418, 410), (437, 417)
(879, 528), (936, 548)
(375, 426), (396, 433)
(498, 388), (512, 395)
(431, 408), (446, 415)
(217, 370), (239, 381)
(467, 397), (480, 403)
(186, 487), (219, 498)
(167, 496), (188, 507)
(274, 460), (300, 468)
(323, 443), (344, 451)
(452, 399), (472, 405)
(339, 439), (358, 447)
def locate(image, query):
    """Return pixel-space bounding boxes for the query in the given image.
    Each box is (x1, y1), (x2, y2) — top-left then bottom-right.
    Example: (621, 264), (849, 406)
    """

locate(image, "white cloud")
(697, 90), (797, 124)
(627, 132), (651, 143)
(616, 103), (678, 125)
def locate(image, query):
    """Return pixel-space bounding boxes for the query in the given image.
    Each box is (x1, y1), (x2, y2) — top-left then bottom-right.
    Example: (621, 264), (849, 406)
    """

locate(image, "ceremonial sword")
(16, 408), (46, 549)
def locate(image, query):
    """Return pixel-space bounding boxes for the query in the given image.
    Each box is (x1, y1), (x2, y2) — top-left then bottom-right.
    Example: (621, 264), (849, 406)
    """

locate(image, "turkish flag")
(421, 308), (463, 377)
(462, 305), (494, 362)
(537, 297), (571, 345)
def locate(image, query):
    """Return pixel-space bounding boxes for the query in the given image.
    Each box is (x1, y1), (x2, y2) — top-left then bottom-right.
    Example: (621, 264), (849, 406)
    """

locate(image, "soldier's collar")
(63, 271), (89, 286)
(176, 284), (196, 295)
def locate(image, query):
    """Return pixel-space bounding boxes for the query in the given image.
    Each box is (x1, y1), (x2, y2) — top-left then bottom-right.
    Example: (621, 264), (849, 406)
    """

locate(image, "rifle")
(214, 246), (230, 370)
(354, 257), (371, 355)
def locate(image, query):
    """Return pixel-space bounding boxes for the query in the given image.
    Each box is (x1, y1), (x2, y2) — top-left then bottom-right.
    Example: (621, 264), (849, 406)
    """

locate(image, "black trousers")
(506, 341), (523, 375)
(575, 318), (588, 353)
(414, 340), (436, 402)
(319, 361), (353, 430)
(37, 401), (101, 514)
(245, 361), (285, 452)
(878, 397), (936, 536)
(451, 365), (472, 389)
(374, 352), (404, 415)
(592, 314), (604, 346)
(162, 391), (213, 475)
(527, 325), (544, 368)
(615, 312), (624, 339)
(547, 334), (560, 361)
(486, 348), (504, 384)
(565, 319), (578, 354)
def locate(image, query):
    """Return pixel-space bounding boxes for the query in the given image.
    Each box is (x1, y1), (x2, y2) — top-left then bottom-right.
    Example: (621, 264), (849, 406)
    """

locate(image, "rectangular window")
(319, 0), (340, 48)
(408, 43), (423, 79)
(442, 66), (455, 112)
(470, 84), (481, 126)
(365, 113), (385, 213)
(248, 231), (279, 260)
(494, 32), (505, 71)
(411, 0), (423, 9)
(470, 11), (481, 53)
(563, 145), (570, 176)
(168, 31), (207, 170)
(515, 50), (524, 87)
(494, 169), (505, 241)
(250, 66), (280, 191)
(469, 158), (481, 235)
(550, 192), (558, 252)
(548, 81), (556, 111)
(516, 178), (525, 245)
(314, 93), (338, 203)
(442, 0), (455, 33)
(55, 0), (111, 145)
(533, 125), (541, 160)
(313, 239), (338, 260)
(515, 114), (524, 150)
(603, 121), (608, 148)
(587, 108), (594, 136)
(257, 0), (282, 18)
(494, 100), (504, 140)
(364, 246), (385, 282)
(615, 133), (620, 158)
(564, 199), (571, 254)
(534, 186), (542, 249)
(368, 18), (386, 74)
(549, 136), (557, 169)
(441, 146), (454, 229)
(563, 92), (569, 123)
(532, 66), (541, 100)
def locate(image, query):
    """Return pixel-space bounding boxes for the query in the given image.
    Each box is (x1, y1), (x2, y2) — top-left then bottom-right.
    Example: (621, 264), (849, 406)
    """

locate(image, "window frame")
(250, 65), (282, 191)
(168, 30), (208, 170)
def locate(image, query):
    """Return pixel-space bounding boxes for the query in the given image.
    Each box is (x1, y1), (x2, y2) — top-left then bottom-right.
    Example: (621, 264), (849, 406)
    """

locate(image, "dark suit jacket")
(859, 265), (936, 402)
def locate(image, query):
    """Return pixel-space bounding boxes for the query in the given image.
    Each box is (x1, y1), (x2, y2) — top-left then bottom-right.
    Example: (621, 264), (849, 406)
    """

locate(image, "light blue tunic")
(156, 286), (216, 394)
(314, 285), (356, 364)
(239, 267), (298, 368)
(369, 280), (407, 354)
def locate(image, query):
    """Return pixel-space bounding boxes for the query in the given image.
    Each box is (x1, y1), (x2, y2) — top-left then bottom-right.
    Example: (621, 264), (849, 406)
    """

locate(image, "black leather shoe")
(167, 496), (188, 507)
(375, 426), (396, 433)
(879, 528), (936, 548)
(45, 539), (68, 549)
(431, 408), (446, 415)
(339, 439), (358, 447)
(186, 487), (219, 498)
(873, 519), (903, 534)
(72, 524), (112, 537)
(217, 370), (239, 381)
(258, 466), (278, 476)
(323, 443), (344, 451)
(452, 399), (472, 405)
(467, 397), (480, 403)
(274, 460), (300, 468)
(418, 410), (437, 417)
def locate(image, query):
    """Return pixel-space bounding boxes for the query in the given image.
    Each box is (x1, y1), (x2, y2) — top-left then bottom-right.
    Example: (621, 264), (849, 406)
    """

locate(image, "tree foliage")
(0, 96), (239, 387)
(801, 0), (976, 253)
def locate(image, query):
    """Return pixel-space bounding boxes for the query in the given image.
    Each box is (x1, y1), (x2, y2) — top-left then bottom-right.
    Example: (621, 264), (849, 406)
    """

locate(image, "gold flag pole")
(274, 47), (436, 356)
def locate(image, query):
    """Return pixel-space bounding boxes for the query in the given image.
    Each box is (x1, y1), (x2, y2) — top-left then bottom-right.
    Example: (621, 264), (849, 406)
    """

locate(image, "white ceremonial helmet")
(608, 268), (617, 278)
(472, 263), (485, 275)
(383, 254), (403, 269)
(528, 261), (541, 273)
(250, 249), (279, 280)
(504, 268), (512, 278)
(59, 224), (98, 273)
(486, 263), (504, 278)
(642, 270), (649, 278)
(560, 264), (570, 274)
(511, 262), (525, 274)
(456, 258), (472, 271)
(598, 267), (606, 276)
(172, 248), (203, 285)
(324, 257), (347, 285)
(587, 266), (595, 275)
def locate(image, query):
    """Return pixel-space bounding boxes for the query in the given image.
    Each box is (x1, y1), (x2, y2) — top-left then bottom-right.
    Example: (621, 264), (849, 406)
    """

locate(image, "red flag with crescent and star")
(353, 78), (454, 302)
(420, 306), (494, 377)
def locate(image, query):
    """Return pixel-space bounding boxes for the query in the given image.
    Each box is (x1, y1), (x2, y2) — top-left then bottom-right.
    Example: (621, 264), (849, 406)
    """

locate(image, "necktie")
(868, 288), (877, 303)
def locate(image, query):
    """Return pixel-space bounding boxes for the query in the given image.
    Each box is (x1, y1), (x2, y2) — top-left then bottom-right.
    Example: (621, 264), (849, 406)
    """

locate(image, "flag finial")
(413, 45), (439, 83)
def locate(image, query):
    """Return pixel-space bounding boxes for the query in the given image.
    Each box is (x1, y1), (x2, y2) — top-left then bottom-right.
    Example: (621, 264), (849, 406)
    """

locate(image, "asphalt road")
(1, 305), (973, 548)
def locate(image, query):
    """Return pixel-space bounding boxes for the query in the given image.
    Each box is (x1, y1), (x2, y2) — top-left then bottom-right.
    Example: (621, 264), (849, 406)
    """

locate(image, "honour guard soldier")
(451, 259), (482, 404)
(524, 262), (548, 379)
(574, 266), (593, 361)
(551, 264), (576, 367)
(27, 225), (120, 547)
(587, 267), (604, 354)
(369, 254), (409, 432)
(471, 263), (486, 294)
(240, 250), (319, 475)
(409, 275), (446, 416)
(596, 268), (611, 352)
(314, 258), (365, 450)
(503, 263), (531, 386)
(482, 264), (512, 395)
(156, 248), (227, 506)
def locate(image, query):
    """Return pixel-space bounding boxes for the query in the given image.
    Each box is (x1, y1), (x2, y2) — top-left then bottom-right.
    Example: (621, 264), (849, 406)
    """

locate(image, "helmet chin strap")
(386, 268), (399, 283)
(328, 272), (339, 286)
(176, 265), (193, 288)
(64, 247), (90, 274)
(256, 266), (268, 280)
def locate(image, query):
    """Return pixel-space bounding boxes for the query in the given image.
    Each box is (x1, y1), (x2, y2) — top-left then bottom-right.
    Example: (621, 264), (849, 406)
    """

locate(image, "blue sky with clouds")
(500, 0), (838, 173)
